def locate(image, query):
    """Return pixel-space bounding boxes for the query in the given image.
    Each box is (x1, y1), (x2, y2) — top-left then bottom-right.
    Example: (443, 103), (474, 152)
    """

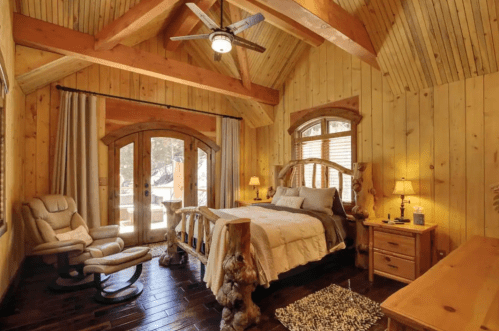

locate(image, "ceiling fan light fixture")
(211, 34), (232, 53)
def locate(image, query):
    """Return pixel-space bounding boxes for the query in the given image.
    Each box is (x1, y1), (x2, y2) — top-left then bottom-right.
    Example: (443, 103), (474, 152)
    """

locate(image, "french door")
(110, 130), (214, 246)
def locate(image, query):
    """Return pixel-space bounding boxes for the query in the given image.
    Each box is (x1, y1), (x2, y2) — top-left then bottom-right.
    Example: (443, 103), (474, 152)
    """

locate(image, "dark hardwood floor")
(0, 249), (404, 331)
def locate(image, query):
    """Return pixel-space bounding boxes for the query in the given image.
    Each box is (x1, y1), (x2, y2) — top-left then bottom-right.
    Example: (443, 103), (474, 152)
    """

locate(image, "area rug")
(275, 284), (383, 331)
(144, 241), (168, 258)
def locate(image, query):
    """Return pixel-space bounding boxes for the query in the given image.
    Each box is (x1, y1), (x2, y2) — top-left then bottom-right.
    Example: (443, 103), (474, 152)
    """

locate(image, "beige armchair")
(22, 195), (124, 291)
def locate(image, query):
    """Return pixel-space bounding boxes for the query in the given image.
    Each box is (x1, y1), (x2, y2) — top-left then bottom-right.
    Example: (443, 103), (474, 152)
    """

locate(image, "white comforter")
(204, 206), (345, 295)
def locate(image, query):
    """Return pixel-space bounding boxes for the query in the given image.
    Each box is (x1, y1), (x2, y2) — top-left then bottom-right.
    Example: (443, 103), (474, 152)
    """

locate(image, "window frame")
(292, 115), (358, 207)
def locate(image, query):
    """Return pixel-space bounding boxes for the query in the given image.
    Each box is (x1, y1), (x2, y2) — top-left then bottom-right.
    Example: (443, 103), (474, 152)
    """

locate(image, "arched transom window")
(293, 115), (358, 204)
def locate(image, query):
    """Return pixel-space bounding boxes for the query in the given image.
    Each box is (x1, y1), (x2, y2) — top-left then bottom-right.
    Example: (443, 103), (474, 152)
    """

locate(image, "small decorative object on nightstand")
(392, 178), (415, 222)
(365, 218), (437, 284)
(249, 176), (261, 200)
(236, 199), (272, 207)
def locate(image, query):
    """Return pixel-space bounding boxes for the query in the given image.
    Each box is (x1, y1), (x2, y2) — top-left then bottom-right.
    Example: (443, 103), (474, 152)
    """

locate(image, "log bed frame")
(159, 158), (375, 331)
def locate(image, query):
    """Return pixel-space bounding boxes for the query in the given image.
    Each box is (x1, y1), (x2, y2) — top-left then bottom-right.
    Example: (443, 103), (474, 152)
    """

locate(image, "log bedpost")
(217, 219), (260, 331)
(352, 162), (376, 269)
(159, 200), (186, 267)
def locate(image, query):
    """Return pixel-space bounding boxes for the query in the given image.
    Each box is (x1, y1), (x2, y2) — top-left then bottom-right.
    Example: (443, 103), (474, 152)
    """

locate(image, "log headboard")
(276, 158), (354, 198)
(273, 158), (375, 219)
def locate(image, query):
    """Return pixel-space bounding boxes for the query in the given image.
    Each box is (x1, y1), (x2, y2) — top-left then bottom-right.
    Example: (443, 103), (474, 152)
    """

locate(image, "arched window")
(291, 108), (361, 205)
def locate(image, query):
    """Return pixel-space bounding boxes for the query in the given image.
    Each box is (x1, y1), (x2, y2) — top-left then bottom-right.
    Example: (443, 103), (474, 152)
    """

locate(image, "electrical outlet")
(437, 250), (446, 261)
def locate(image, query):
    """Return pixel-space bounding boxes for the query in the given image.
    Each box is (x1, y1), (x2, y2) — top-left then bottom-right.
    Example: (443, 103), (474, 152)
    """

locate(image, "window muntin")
(295, 117), (354, 203)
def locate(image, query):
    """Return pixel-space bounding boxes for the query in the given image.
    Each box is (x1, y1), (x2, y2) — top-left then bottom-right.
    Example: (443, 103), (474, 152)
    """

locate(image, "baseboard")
(0, 256), (26, 315)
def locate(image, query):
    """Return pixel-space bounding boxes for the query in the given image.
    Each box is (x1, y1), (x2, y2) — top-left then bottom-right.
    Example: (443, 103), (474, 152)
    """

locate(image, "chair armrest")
(89, 225), (120, 240)
(32, 240), (85, 256)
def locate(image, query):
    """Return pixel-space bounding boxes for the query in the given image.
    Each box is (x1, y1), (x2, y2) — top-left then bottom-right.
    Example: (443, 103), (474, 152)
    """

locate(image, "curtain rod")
(55, 85), (243, 121)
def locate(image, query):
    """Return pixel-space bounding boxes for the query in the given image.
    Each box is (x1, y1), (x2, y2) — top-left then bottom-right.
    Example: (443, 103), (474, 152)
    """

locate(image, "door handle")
(145, 190), (149, 197)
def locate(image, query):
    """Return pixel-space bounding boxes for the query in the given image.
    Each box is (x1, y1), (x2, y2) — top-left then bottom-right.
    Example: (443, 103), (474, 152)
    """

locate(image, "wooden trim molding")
(288, 106), (363, 135)
(101, 121), (220, 152)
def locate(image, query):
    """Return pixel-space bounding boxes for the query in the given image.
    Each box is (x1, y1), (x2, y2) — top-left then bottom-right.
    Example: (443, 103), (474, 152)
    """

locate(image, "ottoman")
(84, 247), (152, 303)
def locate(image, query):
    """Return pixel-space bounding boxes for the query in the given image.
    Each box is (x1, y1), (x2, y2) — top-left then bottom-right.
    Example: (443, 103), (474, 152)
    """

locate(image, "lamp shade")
(249, 176), (260, 186)
(393, 178), (415, 195)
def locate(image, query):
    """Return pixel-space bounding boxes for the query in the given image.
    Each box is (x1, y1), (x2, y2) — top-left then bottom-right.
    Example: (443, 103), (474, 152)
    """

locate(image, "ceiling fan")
(170, 0), (266, 61)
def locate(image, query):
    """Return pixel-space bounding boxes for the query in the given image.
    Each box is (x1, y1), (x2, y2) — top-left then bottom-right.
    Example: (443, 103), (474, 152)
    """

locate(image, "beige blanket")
(204, 206), (345, 296)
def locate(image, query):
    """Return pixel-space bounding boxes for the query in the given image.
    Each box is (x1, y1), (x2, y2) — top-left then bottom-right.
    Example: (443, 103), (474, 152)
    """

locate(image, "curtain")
(219, 118), (240, 208)
(52, 92), (101, 228)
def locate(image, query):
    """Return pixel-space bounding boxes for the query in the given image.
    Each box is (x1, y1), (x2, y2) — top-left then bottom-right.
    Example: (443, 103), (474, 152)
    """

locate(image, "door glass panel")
(150, 137), (184, 229)
(119, 142), (134, 234)
(198, 149), (208, 206)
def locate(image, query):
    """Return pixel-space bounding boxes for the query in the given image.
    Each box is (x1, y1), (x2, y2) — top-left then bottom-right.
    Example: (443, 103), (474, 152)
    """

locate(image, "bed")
(160, 158), (375, 331)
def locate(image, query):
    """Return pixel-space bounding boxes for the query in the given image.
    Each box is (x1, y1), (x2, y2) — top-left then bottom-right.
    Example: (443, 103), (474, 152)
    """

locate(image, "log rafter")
(13, 14), (279, 105)
(94, 0), (180, 51)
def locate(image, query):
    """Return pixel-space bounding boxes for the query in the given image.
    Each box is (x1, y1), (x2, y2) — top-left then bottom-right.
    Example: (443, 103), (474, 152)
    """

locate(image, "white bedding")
(202, 206), (345, 295)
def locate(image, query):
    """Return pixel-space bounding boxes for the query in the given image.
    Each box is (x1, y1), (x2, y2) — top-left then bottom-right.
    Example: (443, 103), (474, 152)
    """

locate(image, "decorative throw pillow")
(56, 225), (93, 246)
(271, 186), (300, 205)
(275, 196), (305, 209)
(299, 187), (336, 215)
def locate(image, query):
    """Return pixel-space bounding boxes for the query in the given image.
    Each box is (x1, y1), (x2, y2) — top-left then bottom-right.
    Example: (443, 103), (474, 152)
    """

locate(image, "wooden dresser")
(381, 236), (499, 331)
(364, 219), (437, 283)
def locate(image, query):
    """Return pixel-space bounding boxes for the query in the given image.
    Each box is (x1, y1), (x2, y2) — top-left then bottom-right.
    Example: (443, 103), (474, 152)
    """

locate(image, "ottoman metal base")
(92, 264), (145, 304)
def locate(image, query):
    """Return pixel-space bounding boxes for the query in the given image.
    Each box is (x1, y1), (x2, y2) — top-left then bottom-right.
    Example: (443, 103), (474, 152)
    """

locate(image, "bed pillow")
(271, 186), (300, 205)
(56, 225), (93, 246)
(275, 196), (305, 209)
(299, 187), (336, 215)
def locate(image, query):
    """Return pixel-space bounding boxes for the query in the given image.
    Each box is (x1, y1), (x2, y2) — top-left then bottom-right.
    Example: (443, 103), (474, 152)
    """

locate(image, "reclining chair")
(22, 195), (125, 291)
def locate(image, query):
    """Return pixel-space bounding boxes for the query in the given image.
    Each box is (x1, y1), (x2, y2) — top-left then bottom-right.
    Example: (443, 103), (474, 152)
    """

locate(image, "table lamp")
(392, 177), (415, 222)
(249, 176), (261, 201)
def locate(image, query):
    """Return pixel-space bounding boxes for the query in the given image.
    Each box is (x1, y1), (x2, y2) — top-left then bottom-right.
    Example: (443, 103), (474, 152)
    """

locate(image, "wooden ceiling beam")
(95, 0), (180, 51)
(228, 4), (252, 90)
(232, 0), (379, 69)
(13, 14), (279, 105)
(164, 0), (218, 52)
(226, 0), (324, 47)
(15, 46), (93, 94)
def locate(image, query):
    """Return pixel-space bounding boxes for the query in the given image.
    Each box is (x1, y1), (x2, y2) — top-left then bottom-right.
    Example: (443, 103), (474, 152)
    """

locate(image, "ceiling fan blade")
(233, 35), (266, 53)
(214, 52), (222, 62)
(227, 13), (265, 35)
(186, 3), (220, 30)
(170, 34), (211, 41)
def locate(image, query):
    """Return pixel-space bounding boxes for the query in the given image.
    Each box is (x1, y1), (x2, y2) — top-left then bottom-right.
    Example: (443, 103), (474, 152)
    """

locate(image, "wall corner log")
(352, 162), (375, 269)
(217, 219), (260, 331)
(159, 200), (186, 267)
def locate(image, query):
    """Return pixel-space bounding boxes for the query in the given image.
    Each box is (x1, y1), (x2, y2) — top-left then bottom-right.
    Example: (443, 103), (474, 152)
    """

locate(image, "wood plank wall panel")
(0, 0), (27, 301)
(23, 56), (256, 222)
(257, 42), (499, 256)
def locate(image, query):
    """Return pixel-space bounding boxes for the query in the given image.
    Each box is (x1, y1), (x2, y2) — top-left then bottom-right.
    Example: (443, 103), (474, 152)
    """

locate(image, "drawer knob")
(388, 264), (398, 269)
(388, 241), (399, 246)
(385, 257), (391, 262)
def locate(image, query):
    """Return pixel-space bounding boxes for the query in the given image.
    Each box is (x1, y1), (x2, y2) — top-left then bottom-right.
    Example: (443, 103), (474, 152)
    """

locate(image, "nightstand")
(364, 219), (437, 284)
(236, 199), (272, 207)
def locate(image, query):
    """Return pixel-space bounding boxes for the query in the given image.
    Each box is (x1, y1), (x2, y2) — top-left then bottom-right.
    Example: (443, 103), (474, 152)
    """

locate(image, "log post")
(217, 219), (260, 331)
(159, 200), (186, 267)
(352, 163), (376, 269)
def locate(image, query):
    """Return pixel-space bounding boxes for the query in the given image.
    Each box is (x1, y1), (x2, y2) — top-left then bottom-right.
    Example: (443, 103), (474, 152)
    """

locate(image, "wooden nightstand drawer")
(374, 230), (415, 257)
(373, 252), (415, 281)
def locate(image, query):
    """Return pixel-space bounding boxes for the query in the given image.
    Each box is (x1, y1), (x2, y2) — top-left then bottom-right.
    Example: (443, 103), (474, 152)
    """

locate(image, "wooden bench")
(381, 236), (499, 331)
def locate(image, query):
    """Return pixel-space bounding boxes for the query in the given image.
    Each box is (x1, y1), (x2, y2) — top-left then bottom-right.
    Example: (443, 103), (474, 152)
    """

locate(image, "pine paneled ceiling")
(338, 0), (499, 95)
(11, 0), (499, 97)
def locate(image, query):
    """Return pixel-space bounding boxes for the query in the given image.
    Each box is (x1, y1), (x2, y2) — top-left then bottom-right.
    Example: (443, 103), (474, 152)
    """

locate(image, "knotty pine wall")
(24, 60), (258, 228)
(0, 2), (26, 301)
(257, 42), (499, 256)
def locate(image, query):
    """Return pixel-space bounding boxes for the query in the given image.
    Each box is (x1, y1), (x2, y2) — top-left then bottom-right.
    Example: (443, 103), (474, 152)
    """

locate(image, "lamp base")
(253, 197), (262, 201)
(395, 217), (410, 223)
